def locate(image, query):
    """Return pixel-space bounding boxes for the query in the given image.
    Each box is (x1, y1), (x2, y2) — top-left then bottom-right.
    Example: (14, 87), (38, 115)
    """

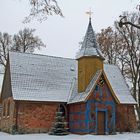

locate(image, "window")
(3, 102), (6, 117)
(98, 77), (105, 87)
(7, 101), (10, 117)
(0, 105), (2, 119)
(59, 104), (67, 119)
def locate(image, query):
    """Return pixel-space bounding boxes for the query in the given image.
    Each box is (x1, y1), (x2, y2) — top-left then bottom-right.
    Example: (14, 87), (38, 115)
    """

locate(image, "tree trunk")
(133, 80), (137, 101)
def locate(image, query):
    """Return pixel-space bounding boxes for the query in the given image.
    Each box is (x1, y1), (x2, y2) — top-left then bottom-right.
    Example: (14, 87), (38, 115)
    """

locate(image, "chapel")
(0, 18), (137, 134)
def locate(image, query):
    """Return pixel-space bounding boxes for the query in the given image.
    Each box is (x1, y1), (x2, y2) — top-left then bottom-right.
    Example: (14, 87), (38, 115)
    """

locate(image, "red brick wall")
(0, 100), (62, 134)
(68, 103), (87, 134)
(116, 105), (137, 132)
(17, 101), (59, 133)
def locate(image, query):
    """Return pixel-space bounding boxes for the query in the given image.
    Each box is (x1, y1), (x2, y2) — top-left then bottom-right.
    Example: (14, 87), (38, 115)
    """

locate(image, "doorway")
(97, 111), (105, 135)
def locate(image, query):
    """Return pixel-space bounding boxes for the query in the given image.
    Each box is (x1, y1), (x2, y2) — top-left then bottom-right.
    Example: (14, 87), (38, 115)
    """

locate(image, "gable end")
(85, 71), (120, 104)
(1, 57), (12, 100)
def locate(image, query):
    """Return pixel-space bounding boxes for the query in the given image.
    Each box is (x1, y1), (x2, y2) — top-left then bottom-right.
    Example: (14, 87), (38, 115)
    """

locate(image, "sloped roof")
(104, 64), (136, 104)
(7, 52), (136, 104)
(68, 70), (102, 104)
(9, 52), (77, 102)
(76, 18), (104, 60)
(68, 65), (136, 104)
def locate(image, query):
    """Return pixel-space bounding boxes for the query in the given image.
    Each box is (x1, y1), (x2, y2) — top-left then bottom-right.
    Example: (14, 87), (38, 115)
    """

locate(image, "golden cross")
(86, 8), (93, 18)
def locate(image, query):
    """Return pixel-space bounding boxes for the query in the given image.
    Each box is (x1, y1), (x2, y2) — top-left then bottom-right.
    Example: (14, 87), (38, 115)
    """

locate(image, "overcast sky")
(0, 0), (139, 58)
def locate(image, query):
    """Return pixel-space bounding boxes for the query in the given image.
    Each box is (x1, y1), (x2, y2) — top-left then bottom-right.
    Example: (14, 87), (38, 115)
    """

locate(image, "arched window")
(7, 100), (10, 117)
(0, 105), (2, 119)
(3, 102), (6, 117)
(59, 104), (67, 119)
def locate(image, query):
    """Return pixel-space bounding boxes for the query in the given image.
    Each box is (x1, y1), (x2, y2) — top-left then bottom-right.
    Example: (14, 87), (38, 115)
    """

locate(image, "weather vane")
(86, 8), (93, 19)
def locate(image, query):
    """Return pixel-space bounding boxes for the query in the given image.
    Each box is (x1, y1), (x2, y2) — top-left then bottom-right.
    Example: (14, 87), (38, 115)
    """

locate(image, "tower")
(76, 18), (105, 93)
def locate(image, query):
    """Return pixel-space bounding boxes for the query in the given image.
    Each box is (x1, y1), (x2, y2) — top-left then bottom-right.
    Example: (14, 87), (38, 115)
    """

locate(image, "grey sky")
(0, 0), (139, 58)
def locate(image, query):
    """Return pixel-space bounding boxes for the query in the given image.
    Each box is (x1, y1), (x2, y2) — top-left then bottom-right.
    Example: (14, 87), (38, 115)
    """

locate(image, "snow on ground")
(0, 132), (140, 140)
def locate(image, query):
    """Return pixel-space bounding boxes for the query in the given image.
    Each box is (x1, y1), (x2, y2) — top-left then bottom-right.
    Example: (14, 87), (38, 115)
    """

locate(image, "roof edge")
(9, 51), (76, 61)
(84, 70), (103, 101)
(102, 70), (120, 104)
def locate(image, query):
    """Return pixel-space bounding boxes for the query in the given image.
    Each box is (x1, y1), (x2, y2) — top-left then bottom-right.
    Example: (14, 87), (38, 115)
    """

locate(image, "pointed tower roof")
(76, 18), (104, 60)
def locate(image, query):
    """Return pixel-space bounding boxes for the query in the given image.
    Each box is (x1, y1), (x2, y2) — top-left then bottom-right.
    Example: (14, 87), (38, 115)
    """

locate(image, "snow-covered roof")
(9, 52), (77, 102)
(68, 70), (102, 104)
(68, 65), (136, 104)
(76, 18), (104, 60)
(104, 64), (136, 104)
(7, 52), (136, 104)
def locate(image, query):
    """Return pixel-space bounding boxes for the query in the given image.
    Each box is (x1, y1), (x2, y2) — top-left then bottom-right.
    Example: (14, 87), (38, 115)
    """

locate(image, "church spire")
(77, 16), (105, 92)
(76, 17), (104, 60)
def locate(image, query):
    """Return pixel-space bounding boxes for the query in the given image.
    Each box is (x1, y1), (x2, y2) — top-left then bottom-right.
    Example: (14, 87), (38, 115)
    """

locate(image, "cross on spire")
(86, 8), (93, 19)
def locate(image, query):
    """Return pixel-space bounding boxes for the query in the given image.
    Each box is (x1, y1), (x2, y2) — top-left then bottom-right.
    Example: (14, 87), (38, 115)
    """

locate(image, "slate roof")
(76, 18), (104, 60)
(9, 52), (77, 102)
(7, 52), (136, 104)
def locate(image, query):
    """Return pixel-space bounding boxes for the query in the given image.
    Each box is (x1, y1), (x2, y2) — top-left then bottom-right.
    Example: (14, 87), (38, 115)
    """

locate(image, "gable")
(1, 58), (12, 100)
(85, 73), (120, 104)
(88, 75), (116, 103)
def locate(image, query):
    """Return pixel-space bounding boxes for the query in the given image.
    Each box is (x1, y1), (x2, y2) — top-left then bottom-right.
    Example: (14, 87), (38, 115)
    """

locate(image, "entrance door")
(97, 111), (105, 135)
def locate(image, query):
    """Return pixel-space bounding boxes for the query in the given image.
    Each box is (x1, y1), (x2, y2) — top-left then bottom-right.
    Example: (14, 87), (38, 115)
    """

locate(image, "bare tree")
(0, 28), (46, 67)
(97, 27), (121, 65)
(96, 26), (128, 76)
(116, 12), (140, 106)
(0, 33), (12, 67)
(12, 28), (46, 53)
(119, 15), (140, 29)
(24, 0), (63, 23)
(118, 5), (140, 29)
(118, 11), (140, 121)
(97, 12), (140, 120)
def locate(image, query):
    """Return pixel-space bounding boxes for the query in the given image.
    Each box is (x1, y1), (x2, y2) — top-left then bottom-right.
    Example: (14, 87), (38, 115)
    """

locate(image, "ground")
(0, 132), (140, 140)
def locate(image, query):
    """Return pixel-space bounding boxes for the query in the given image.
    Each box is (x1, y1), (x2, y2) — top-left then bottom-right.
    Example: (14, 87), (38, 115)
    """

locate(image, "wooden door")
(97, 111), (105, 135)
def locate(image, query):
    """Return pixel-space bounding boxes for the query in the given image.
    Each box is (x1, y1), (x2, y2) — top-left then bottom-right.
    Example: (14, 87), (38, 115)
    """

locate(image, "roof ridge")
(9, 51), (76, 61)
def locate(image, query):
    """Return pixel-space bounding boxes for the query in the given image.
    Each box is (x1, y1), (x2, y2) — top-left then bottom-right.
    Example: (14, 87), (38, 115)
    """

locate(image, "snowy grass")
(0, 132), (140, 140)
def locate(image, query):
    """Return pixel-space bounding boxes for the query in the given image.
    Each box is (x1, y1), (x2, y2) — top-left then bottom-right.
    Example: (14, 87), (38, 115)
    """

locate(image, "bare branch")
(24, 0), (63, 23)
